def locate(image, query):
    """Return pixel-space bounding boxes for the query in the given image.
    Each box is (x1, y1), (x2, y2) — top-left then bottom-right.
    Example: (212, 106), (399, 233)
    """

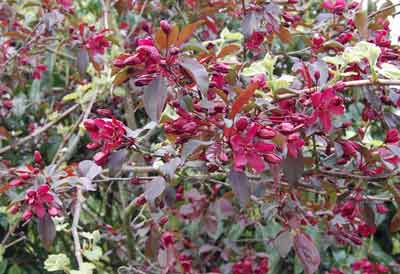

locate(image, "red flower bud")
(159, 216), (169, 226)
(161, 231), (174, 248)
(93, 151), (109, 166)
(385, 129), (400, 144)
(376, 203), (389, 214)
(160, 20), (171, 34)
(86, 142), (101, 150)
(258, 128), (276, 139)
(130, 177), (142, 185)
(264, 153), (281, 164)
(34, 150), (43, 164)
(22, 210), (33, 221)
(9, 204), (20, 214)
(134, 195), (147, 206)
(9, 178), (23, 187)
(235, 117), (248, 131)
(84, 119), (97, 131)
(96, 108), (113, 117)
(3, 99), (13, 109)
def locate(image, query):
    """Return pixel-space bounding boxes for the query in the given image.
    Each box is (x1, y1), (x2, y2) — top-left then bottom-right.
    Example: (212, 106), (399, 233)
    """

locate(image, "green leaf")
(378, 63), (400, 79)
(343, 41), (381, 76)
(241, 53), (277, 80)
(0, 259), (7, 274)
(221, 28), (243, 42)
(323, 56), (346, 67)
(70, 262), (96, 274)
(7, 265), (25, 274)
(44, 254), (70, 272)
(83, 245), (103, 262)
(80, 230), (101, 244)
(181, 139), (212, 161)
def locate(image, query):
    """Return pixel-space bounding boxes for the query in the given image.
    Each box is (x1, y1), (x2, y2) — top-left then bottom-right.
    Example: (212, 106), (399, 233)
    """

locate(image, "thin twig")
(275, 78), (400, 101)
(0, 104), (79, 155)
(4, 236), (26, 249)
(72, 188), (84, 268)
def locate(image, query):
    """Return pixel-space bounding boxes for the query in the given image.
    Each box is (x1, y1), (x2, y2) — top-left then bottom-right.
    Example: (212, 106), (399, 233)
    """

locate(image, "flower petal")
(247, 151), (265, 173)
(254, 142), (275, 153)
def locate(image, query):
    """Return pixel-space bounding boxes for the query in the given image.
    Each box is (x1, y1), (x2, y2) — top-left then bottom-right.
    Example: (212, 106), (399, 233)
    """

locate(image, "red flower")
(84, 118), (126, 154)
(84, 118), (128, 165)
(230, 123), (275, 173)
(357, 222), (376, 237)
(376, 203), (389, 214)
(33, 64), (48, 79)
(322, 0), (346, 14)
(86, 33), (110, 56)
(352, 259), (389, 273)
(57, 0), (73, 9)
(311, 34), (325, 51)
(245, 32), (265, 50)
(23, 184), (59, 220)
(309, 88), (345, 132)
(161, 231), (174, 248)
(340, 140), (360, 157)
(385, 128), (400, 144)
(34, 150), (43, 164)
(287, 133), (305, 158)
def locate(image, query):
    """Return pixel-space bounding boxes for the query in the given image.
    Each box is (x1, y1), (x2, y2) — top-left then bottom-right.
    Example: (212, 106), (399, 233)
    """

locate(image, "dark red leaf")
(293, 232), (320, 274)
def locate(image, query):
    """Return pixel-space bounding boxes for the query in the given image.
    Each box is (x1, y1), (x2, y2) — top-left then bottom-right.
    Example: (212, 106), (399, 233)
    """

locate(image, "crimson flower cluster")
(329, 191), (388, 245)
(84, 118), (130, 165)
(352, 258), (389, 274)
(231, 257), (269, 274)
(230, 121), (277, 173)
(113, 35), (177, 87)
(309, 87), (345, 132)
(69, 23), (111, 62)
(21, 184), (59, 221)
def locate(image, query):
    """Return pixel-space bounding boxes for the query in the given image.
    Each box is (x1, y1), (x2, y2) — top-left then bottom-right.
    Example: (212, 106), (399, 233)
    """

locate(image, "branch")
(0, 104), (79, 155)
(122, 198), (137, 260)
(72, 188), (84, 268)
(316, 169), (400, 182)
(275, 78), (400, 101)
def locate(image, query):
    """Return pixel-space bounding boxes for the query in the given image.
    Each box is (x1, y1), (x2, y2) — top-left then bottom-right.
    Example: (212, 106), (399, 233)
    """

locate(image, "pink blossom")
(23, 184), (59, 220)
(86, 33), (110, 55)
(287, 133), (305, 158)
(245, 31), (265, 50)
(309, 88), (345, 132)
(385, 129), (400, 144)
(33, 64), (48, 79)
(322, 0), (346, 14)
(230, 123), (275, 173)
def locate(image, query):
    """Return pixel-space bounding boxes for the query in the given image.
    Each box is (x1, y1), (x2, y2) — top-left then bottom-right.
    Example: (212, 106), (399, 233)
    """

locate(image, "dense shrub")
(1, 0), (400, 273)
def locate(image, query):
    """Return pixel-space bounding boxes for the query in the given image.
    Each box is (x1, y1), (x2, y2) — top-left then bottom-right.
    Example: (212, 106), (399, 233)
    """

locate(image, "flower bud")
(159, 216), (169, 226)
(235, 117), (248, 131)
(34, 150), (43, 164)
(9, 204), (20, 214)
(385, 129), (400, 144)
(161, 231), (174, 248)
(93, 151), (109, 166)
(84, 119), (97, 131)
(96, 108), (113, 117)
(134, 195), (146, 206)
(22, 210), (33, 221)
(160, 20), (171, 34)
(376, 203), (389, 214)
